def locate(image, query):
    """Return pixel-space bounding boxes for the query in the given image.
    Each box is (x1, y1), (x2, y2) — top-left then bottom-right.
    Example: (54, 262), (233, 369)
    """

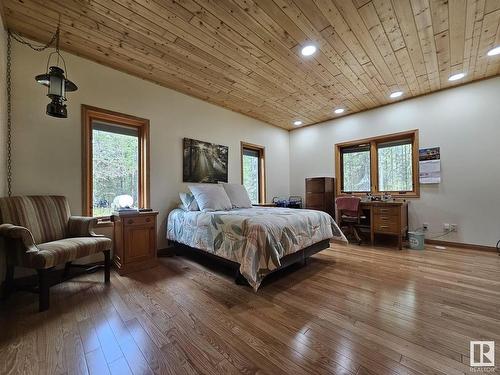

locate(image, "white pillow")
(188, 184), (232, 212)
(179, 192), (199, 211)
(220, 183), (253, 208)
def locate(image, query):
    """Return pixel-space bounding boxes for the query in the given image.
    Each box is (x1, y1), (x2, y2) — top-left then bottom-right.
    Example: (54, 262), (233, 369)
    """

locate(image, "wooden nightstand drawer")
(124, 215), (155, 226)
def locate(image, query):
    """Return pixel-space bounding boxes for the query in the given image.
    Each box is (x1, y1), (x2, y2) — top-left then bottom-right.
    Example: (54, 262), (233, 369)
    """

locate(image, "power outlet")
(450, 224), (458, 232)
(443, 223), (450, 231)
(422, 223), (429, 231)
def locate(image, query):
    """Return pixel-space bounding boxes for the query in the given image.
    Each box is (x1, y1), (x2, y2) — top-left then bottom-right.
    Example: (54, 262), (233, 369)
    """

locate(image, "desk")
(360, 201), (408, 250)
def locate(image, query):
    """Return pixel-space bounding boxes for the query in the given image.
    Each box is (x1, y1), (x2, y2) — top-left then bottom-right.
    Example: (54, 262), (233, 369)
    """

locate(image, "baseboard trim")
(426, 239), (497, 252)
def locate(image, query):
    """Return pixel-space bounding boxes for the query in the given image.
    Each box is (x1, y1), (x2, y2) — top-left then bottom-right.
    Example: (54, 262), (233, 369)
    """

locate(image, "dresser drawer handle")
(127, 219), (134, 224)
(379, 225), (389, 228)
(380, 209), (390, 212)
(380, 216), (390, 220)
(146, 218), (151, 223)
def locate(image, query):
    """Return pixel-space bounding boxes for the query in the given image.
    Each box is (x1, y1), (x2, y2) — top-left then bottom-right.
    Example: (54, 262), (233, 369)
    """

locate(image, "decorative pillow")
(179, 192), (199, 211)
(188, 184), (232, 212)
(220, 183), (253, 208)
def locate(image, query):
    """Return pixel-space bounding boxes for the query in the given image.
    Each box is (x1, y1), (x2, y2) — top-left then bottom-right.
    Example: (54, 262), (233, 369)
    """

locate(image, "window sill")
(338, 192), (420, 199)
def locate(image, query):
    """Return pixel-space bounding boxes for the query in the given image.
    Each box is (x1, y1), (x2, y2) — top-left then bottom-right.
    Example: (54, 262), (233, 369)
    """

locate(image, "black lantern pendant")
(35, 28), (77, 118)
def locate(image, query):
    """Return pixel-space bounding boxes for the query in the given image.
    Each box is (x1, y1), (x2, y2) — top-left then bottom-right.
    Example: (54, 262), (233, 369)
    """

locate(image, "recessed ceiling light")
(487, 46), (500, 56)
(448, 72), (466, 81)
(389, 91), (403, 99)
(301, 45), (317, 56)
(293, 120), (303, 126)
(334, 108), (345, 114)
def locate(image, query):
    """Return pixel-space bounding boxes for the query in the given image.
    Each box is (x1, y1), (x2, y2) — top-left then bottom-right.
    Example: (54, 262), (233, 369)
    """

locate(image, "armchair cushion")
(34, 237), (112, 269)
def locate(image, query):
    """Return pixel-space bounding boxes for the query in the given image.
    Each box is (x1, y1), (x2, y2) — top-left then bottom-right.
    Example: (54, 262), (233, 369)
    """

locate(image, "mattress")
(167, 207), (347, 289)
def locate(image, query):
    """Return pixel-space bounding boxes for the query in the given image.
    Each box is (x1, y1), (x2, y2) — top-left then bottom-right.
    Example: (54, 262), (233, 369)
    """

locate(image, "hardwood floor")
(1, 243), (500, 375)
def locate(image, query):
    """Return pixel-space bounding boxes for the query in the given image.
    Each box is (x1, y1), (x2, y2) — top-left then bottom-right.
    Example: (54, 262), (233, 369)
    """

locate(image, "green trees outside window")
(92, 126), (139, 217)
(243, 152), (259, 204)
(336, 130), (419, 197)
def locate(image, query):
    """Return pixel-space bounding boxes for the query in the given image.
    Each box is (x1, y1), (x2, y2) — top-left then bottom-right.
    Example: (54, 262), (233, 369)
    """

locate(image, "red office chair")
(335, 196), (365, 245)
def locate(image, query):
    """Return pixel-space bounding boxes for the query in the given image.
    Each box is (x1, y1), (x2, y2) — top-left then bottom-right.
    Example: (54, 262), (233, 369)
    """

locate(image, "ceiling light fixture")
(301, 45), (317, 56)
(448, 72), (466, 81)
(389, 91), (403, 99)
(35, 26), (78, 118)
(487, 46), (500, 56)
(293, 120), (303, 126)
(334, 108), (345, 114)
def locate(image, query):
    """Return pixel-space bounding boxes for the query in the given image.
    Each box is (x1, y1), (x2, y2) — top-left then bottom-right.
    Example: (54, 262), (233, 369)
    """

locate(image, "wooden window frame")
(335, 129), (420, 198)
(82, 105), (150, 218)
(240, 142), (266, 204)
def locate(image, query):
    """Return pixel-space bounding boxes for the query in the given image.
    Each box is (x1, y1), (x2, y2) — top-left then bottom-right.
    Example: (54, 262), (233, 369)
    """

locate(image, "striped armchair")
(0, 196), (112, 311)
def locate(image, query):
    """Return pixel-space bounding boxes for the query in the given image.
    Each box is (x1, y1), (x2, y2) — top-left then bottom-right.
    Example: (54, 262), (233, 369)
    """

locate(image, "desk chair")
(335, 196), (365, 245)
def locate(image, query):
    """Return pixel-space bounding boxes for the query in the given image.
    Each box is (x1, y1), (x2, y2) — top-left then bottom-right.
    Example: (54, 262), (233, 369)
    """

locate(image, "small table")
(360, 201), (409, 250)
(111, 210), (159, 275)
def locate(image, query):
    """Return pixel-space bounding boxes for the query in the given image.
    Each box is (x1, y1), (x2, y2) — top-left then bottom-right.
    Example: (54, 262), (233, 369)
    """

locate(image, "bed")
(167, 206), (347, 290)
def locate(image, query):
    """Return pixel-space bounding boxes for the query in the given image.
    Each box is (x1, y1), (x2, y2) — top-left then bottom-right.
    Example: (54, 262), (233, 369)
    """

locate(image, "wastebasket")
(408, 231), (425, 250)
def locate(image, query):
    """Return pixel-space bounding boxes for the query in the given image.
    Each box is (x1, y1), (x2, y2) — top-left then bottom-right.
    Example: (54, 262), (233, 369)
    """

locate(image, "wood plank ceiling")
(2, 0), (500, 130)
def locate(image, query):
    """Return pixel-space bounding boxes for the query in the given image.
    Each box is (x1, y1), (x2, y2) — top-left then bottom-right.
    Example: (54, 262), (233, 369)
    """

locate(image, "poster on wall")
(419, 147), (441, 184)
(183, 138), (228, 183)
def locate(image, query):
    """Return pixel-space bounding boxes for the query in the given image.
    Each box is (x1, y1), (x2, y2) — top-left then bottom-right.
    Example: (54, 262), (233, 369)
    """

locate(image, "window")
(241, 142), (266, 204)
(377, 139), (413, 192)
(341, 144), (371, 192)
(335, 130), (419, 197)
(83, 105), (150, 217)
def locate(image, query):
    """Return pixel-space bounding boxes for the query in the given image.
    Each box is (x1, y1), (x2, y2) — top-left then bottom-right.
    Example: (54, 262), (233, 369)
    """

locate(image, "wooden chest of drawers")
(305, 177), (335, 217)
(112, 211), (159, 275)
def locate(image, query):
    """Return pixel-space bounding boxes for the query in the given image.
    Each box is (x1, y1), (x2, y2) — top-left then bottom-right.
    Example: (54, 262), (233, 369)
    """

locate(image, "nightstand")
(111, 210), (159, 275)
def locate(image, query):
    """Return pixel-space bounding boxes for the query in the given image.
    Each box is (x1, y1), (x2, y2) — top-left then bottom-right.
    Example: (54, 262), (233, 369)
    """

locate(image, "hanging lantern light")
(35, 27), (77, 118)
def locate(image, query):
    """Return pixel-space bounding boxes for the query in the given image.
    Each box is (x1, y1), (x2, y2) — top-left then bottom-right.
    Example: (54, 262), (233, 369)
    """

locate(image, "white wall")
(4, 34), (499, 257)
(0, 15), (7, 197)
(9, 42), (290, 250)
(290, 77), (500, 247)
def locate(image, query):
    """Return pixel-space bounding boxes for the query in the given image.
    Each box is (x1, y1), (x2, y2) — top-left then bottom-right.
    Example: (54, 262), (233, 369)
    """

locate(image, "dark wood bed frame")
(167, 239), (331, 285)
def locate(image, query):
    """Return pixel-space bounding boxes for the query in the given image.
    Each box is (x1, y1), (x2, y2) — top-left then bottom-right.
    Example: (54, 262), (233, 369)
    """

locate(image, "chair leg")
(37, 269), (50, 312)
(353, 227), (362, 245)
(103, 250), (111, 283)
(2, 265), (15, 300)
